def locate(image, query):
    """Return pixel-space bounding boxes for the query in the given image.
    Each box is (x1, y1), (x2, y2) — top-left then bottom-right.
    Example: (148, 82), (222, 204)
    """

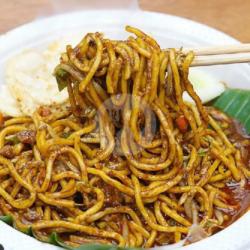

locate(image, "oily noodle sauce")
(221, 120), (250, 228)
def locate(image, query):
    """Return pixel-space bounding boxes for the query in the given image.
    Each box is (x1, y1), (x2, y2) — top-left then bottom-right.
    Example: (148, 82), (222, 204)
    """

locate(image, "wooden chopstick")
(181, 44), (250, 66)
(185, 43), (250, 55)
(192, 52), (250, 66)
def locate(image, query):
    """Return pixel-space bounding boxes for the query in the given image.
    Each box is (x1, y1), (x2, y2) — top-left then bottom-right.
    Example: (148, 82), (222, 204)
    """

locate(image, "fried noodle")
(0, 26), (249, 248)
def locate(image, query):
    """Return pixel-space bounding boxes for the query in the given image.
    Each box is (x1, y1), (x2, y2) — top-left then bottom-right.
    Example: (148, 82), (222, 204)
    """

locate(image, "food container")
(0, 10), (249, 250)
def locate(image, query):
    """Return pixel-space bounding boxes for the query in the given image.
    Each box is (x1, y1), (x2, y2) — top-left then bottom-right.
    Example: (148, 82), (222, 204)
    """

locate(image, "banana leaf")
(212, 89), (250, 134)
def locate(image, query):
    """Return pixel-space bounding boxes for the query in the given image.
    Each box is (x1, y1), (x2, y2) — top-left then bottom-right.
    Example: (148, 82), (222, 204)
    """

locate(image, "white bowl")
(0, 10), (249, 250)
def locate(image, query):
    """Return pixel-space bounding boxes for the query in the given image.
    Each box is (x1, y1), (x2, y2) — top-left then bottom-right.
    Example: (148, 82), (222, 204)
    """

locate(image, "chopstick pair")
(183, 43), (250, 66)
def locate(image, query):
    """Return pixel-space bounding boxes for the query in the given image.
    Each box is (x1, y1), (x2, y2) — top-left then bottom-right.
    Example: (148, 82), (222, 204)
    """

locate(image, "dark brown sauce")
(220, 119), (250, 227)
(221, 181), (250, 227)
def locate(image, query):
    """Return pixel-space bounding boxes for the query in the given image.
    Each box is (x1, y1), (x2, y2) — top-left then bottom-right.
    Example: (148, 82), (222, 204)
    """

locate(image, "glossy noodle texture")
(0, 26), (249, 248)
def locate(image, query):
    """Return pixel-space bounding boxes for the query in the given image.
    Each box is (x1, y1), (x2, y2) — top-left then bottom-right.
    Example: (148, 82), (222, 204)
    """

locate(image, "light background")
(0, 0), (249, 42)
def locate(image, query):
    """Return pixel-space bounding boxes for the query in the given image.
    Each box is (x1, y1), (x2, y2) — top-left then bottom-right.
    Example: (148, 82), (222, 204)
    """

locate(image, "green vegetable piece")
(61, 131), (72, 138)
(56, 77), (68, 92)
(6, 135), (20, 144)
(198, 148), (208, 156)
(212, 89), (250, 134)
(48, 232), (61, 246)
(56, 68), (68, 78)
(48, 232), (72, 249)
(54, 67), (69, 91)
(0, 215), (13, 225)
(22, 226), (33, 236)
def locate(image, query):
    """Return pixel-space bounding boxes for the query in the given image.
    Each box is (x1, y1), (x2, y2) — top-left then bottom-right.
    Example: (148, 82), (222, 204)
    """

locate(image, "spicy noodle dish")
(0, 26), (249, 248)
